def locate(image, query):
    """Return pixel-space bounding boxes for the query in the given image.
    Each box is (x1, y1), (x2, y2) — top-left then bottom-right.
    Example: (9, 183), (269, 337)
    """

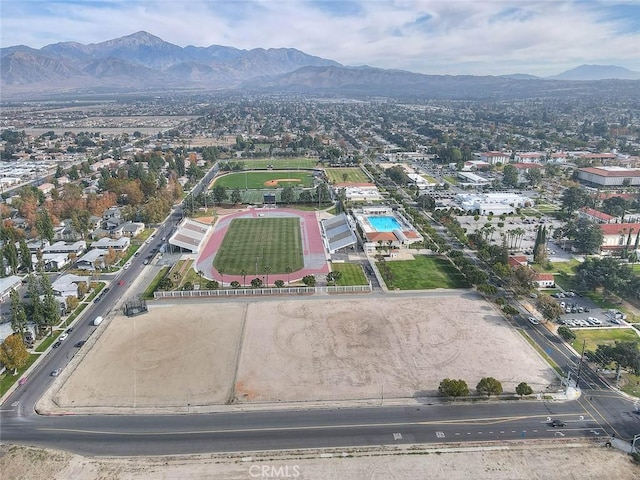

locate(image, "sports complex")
(195, 208), (330, 285)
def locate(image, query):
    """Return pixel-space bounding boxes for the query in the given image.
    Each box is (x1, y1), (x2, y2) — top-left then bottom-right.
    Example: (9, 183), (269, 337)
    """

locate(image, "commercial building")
(577, 167), (640, 187)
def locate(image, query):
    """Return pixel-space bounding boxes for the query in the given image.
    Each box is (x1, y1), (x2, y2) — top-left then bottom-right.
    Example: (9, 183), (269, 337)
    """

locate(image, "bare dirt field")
(2, 442), (638, 480)
(54, 304), (246, 408)
(51, 293), (555, 411)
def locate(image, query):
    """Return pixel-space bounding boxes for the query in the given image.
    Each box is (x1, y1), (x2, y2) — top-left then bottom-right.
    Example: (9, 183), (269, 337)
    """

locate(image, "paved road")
(0, 398), (610, 456)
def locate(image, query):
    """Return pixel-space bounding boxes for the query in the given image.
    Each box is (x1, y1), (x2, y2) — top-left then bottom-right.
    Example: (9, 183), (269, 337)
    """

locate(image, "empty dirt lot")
(52, 293), (555, 412)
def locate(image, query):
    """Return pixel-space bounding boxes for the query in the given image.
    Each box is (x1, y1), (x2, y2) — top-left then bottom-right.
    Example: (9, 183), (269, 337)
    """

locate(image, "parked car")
(52, 341), (61, 349)
(58, 333), (68, 341)
(74, 340), (86, 348)
(528, 317), (539, 325)
(50, 368), (62, 377)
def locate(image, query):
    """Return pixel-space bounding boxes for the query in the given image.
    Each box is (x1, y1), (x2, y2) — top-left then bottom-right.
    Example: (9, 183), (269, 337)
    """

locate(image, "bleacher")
(322, 214), (357, 253)
(169, 218), (210, 253)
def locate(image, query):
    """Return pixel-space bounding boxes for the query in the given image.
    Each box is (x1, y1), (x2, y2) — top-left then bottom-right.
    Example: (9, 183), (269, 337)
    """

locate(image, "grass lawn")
(331, 263), (368, 286)
(383, 255), (470, 290)
(420, 174), (437, 183)
(214, 171), (314, 189)
(239, 188), (308, 205)
(443, 175), (459, 185)
(571, 328), (639, 353)
(213, 217), (303, 274)
(533, 259), (580, 275)
(143, 266), (170, 299)
(325, 167), (370, 184)
(631, 264), (640, 274)
(535, 204), (560, 213)
(241, 158), (319, 169)
(35, 330), (63, 352)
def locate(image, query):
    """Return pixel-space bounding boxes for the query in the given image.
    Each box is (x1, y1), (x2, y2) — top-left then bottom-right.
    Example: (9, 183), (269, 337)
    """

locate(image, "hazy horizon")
(1, 0), (639, 77)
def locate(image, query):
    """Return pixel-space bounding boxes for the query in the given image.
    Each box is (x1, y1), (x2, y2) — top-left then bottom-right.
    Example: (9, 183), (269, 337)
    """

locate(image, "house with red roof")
(534, 273), (555, 288)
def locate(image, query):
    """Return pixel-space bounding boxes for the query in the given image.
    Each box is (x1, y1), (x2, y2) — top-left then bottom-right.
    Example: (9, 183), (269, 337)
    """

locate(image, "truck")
(92, 316), (103, 326)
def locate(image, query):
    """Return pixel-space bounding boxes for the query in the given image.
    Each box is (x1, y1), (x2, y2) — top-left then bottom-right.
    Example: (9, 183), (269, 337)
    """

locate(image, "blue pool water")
(368, 216), (402, 232)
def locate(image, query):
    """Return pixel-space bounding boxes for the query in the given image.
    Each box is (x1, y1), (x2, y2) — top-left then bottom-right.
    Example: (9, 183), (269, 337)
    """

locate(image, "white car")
(123, 262), (131, 270)
(528, 317), (539, 325)
(58, 333), (68, 341)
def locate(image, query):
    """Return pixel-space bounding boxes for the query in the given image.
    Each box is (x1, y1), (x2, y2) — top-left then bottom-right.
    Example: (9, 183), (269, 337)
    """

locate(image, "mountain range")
(1, 31), (639, 100)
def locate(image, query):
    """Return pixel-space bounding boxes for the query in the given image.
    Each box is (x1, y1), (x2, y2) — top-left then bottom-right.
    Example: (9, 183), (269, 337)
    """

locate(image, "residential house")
(92, 236), (130, 251)
(75, 249), (107, 270)
(52, 274), (88, 299)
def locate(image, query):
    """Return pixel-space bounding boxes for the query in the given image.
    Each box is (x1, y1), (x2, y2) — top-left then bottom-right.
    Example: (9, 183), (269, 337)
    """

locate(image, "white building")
(577, 166), (640, 187)
(480, 151), (510, 165)
(455, 193), (533, 215)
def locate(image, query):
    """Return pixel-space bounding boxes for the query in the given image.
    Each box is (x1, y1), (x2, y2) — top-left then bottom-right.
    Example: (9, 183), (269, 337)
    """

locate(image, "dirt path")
(2, 442), (638, 480)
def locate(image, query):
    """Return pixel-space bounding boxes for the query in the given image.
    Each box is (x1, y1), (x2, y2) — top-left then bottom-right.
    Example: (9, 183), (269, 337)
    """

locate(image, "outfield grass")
(571, 328), (639, 353)
(241, 158), (319, 169)
(325, 167), (370, 184)
(213, 218), (304, 274)
(331, 263), (368, 286)
(239, 188), (308, 205)
(383, 255), (470, 290)
(214, 171), (314, 190)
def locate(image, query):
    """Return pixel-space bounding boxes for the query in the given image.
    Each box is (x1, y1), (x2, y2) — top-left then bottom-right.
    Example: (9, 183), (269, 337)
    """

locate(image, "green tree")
(27, 275), (44, 336)
(438, 378), (469, 400)
(280, 186), (295, 205)
(561, 185), (592, 214)
(250, 277), (263, 288)
(274, 279), (285, 288)
(230, 280), (241, 289)
(212, 185), (228, 205)
(4, 242), (19, 274)
(557, 326), (576, 342)
(476, 377), (503, 397)
(515, 382), (533, 398)
(532, 225), (548, 264)
(593, 341), (640, 379)
(19, 239), (32, 272)
(524, 168), (542, 187)
(302, 275), (316, 287)
(0, 334), (30, 374)
(35, 209), (55, 243)
(326, 270), (342, 285)
(565, 218), (603, 254)
(41, 275), (60, 336)
(285, 266), (293, 285)
(502, 164), (519, 187)
(9, 288), (28, 339)
(240, 268), (248, 288)
(536, 294), (565, 323)
(230, 187), (242, 205)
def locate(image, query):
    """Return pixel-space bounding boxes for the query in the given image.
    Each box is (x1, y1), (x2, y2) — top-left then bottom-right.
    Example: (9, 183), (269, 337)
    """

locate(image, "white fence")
(154, 284), (372, 299)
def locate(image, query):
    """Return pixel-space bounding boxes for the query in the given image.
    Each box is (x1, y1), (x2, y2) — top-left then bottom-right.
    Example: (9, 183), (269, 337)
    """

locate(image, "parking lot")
(549, 291), (629, 328)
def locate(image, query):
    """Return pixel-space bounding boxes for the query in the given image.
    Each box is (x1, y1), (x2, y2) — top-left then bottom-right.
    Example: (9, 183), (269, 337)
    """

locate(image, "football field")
(212, 217), (304, 274)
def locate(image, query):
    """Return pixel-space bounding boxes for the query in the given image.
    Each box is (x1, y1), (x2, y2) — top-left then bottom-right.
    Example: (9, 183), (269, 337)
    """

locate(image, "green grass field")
(443, 175), (459, 185)
(535, 203), (560, 213)
(331, 263), (369, 286)
(383, 255), (470, 290)
(325, 167), (370, 184)
(214, 171), (314, 190)
(571, 328), (639, 353)
(213, 218), (304, 275)
(241, 158), (319, 169)
(239, 188), (309, 205)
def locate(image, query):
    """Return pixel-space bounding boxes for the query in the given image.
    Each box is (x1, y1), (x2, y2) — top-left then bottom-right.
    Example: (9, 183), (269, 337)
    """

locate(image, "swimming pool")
(368, 216), (402, 232)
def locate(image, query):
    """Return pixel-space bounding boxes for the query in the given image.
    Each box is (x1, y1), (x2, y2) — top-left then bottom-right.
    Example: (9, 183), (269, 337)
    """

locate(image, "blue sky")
(1, 0), (639, 76)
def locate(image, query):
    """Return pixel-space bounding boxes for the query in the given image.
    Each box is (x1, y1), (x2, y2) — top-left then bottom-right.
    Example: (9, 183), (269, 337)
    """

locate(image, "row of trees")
(438, 377), (533, 400)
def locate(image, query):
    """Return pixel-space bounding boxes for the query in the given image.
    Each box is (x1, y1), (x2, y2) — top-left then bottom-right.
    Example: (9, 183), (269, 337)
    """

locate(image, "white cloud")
(1, 0), (638, 76)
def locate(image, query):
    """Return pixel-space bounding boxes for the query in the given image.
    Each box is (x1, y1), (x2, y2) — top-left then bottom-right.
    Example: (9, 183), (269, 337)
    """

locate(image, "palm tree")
(263, 265), (271, 287)
(218, 268), (225, 287)
(240, 268), (248, 288)
(285, 266), (292, 286)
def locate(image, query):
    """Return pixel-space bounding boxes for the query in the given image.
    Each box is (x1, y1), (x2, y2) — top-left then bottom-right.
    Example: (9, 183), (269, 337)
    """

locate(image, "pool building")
(355, 206), (423, 254)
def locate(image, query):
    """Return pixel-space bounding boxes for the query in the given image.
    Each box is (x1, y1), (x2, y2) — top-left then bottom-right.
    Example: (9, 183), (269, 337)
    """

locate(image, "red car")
(118, 280), (125, 286)
(18, 377), (27, 386)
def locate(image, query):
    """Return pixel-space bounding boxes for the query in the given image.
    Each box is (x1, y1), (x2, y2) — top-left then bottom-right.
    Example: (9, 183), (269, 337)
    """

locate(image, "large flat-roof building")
(577, 166), (640, 187)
